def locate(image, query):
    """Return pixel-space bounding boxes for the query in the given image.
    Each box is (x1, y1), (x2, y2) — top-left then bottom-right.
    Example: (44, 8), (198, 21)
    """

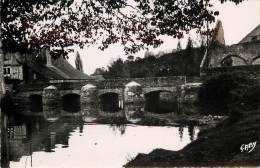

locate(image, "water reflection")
(109, 124), (127, 135)
(1, 113), (199, 168)
(188, 125), (195, 141)
(178, 126), (184, 141)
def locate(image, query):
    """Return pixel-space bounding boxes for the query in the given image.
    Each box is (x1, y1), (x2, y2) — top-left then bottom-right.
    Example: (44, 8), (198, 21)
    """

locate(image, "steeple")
(211, 20), (225, 46)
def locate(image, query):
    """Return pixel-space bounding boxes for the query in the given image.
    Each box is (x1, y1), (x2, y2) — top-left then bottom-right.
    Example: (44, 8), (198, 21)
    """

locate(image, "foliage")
(103, 58), (130, 78)
(93, 67), (106, 76)
(1, 0), (245, 56)
(241, 84), (260, 111)
(75, 51), (83, 72)
(96, 116), (129, 125)
(198, 72), (256, 115)
(176, 41), (182, 51)
(137, 116), (168, 126)
(100, 45), (205, 78)
(182, 37), (195, 75)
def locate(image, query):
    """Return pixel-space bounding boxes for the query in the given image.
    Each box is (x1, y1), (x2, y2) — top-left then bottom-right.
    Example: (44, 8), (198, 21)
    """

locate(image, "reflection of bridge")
(16, 76), (201, 120)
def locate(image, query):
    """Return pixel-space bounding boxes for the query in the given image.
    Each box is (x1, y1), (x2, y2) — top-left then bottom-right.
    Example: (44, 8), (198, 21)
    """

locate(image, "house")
(3, 47), (91, 92)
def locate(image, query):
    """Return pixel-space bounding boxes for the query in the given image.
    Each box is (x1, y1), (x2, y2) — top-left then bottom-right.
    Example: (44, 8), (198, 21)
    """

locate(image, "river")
(1, 114), (199, 168)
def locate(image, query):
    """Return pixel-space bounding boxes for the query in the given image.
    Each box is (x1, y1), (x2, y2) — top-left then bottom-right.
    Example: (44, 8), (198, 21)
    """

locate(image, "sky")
(68, 0), (260, 75)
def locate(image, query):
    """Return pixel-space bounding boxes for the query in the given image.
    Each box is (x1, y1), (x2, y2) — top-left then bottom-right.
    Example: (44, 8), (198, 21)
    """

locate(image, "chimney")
(44, 46), (52, 67)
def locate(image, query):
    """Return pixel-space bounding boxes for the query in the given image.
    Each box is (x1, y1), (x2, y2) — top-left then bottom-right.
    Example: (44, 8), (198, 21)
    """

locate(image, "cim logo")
(240, 141), (257, 153)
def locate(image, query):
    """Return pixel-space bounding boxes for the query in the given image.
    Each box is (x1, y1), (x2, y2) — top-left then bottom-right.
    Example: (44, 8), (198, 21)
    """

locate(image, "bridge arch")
(98, 88), (122, 97)
(98, 91), (122, 112)
(60, 90), (81, 97)
(29, 94), (43, 113)
(251, 55), (260, 65)
(220, 54), (248, 67)
(142, 87), (176, 95)
(144, 89), (177, 113)
(62, 93), (81, 113)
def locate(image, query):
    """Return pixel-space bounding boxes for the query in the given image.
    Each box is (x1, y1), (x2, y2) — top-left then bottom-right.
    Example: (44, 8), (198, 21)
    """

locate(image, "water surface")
(2, 116), (199, 168)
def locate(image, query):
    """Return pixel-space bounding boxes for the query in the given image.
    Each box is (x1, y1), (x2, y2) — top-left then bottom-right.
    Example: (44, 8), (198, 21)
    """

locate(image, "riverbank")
(94, 112), (225, 128)
(125, 109), (260, 167)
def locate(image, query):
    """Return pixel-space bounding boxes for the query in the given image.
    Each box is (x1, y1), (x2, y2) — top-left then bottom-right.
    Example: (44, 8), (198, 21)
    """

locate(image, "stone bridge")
(15, 76), (201, 120)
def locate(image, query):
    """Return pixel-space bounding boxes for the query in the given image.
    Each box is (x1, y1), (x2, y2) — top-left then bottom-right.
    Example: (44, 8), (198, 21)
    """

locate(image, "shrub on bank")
(137, 116), (168, 126)
(198, 72), (257, 116)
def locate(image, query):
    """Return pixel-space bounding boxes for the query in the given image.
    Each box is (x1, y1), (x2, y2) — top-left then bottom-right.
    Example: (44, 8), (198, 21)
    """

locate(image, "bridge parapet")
(17, 76), (197, 93)
(18, 80), (97, 92)
(98, 76), (187, 89)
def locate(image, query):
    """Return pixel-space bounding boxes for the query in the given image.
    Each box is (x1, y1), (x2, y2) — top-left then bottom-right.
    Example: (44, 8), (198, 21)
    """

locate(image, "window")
(4, 67), (11, 75)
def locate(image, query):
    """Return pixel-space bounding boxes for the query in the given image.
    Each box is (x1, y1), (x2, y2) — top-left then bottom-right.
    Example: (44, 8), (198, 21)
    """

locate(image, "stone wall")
(18, 76), (189, 92)
(42, 86), (61, 120)
(208, 42), (260, 68)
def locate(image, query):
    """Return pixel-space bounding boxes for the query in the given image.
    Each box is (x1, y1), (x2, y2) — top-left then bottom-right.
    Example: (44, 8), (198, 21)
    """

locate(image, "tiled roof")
(52, 57), (90, 79)
(30, 57), (90, 80)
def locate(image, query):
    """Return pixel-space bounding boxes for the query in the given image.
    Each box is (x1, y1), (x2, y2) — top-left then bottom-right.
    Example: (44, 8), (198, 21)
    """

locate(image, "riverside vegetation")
(125, 72), (260, 167)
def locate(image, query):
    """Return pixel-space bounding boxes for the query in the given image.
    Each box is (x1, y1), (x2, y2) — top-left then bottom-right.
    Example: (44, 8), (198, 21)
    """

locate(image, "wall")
(208, 42), (260, 68)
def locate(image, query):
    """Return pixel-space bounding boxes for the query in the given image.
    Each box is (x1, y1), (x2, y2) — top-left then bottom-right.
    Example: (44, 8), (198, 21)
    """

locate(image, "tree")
(0, 1), (5, 99)
(177, 41), (182, 52)
(1, 0), (245, 57)
(75, 51), (83, 72)
(127, 55), (134, 62)
(182, 37), (194, 75)
(105, 58), (129, 78)
(198, 72), (253, 115)
(93, 67), (106, 76)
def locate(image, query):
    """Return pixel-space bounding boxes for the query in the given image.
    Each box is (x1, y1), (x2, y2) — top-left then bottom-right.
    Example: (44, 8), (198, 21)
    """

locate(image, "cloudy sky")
(68, 0), (260, 75)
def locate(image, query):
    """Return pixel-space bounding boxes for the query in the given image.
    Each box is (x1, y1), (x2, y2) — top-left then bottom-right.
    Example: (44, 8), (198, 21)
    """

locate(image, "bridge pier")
(42, 85), (61, 121)
(80, 84), (98, 121)
(124, 81), (144, 121)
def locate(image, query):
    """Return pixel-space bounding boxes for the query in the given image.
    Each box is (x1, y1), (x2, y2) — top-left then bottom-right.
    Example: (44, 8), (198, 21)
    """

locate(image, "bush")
(242, 85), (260, 111)
(137, 116), (168, 126)
(198, 72), (254, 115)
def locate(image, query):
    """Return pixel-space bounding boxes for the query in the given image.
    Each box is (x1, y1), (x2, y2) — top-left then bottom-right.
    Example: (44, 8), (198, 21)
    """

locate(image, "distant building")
(239, 24), (260, 44)
(200, 21), (260, 72)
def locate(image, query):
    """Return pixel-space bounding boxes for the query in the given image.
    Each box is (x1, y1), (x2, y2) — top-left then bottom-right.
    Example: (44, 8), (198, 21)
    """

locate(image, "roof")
(239, 24), (260, 43)
(90, 74), (105, 81)
(30, 63), (70, 80)
(29, 57), (90, 80)
(52, 57), (90, 79)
